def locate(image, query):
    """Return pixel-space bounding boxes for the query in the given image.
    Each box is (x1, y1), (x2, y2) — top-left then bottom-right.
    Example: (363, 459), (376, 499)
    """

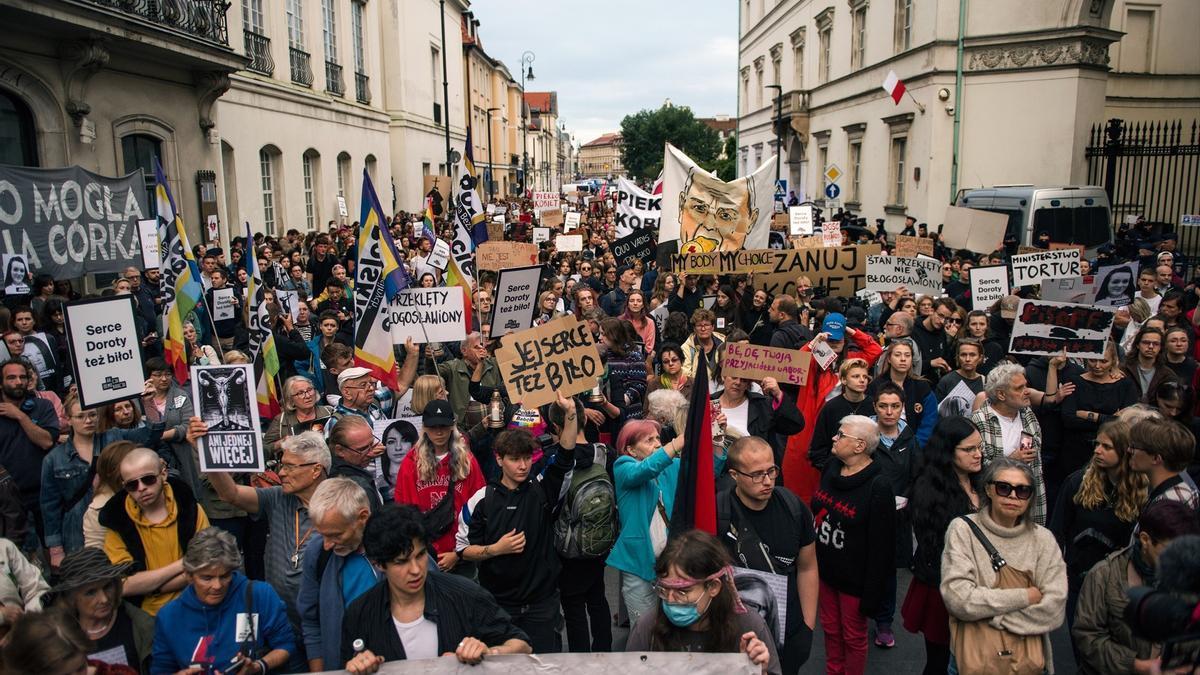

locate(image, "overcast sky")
(468, 0), (738, 147)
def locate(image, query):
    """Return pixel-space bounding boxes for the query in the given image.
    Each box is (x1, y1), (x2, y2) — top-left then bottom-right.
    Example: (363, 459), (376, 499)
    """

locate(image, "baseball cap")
(422, 399), (456, 428)
(999, 295), (1020, 320)
(821, 313), (846, 341)
(337, 366), (373, 389)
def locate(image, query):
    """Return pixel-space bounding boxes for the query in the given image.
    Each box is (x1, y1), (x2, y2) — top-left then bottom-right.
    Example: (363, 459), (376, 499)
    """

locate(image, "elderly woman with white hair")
(263, 376), (336, 456)
(151, 528), (296, 674)
(970, 363), (1050, 525)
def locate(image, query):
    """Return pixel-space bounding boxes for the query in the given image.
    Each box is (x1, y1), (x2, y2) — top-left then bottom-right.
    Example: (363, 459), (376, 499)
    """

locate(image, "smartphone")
(710, 401), (722, 437)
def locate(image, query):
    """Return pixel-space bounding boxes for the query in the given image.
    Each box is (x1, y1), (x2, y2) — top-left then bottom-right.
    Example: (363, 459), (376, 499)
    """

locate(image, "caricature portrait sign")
(659, 143), (777, 253)
(191, 363), (264, 472)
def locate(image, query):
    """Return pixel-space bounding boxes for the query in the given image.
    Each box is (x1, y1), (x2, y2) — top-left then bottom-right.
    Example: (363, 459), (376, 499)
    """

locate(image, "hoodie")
(150, 572), (295, 674)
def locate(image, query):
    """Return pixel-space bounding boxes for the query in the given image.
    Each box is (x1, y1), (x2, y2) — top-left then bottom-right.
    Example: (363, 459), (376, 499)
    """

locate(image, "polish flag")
(882, 70), (906, 105)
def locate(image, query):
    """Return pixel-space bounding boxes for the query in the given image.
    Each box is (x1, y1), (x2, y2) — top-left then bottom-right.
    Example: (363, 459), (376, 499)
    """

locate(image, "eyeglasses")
(990, 480), (1033, 500)
(340, 438), (381, 456)
(946, 317), (963, 325)
(653, 581), (708, 603)
(834, 430), (864, 443)
(661, 357), (681, 364)
(956, 443), (982, 455)
(123, 473), (159, 493)
(71, 411), (98, 420)
(279, 461), (319, 473)
(730, 466), (779, 484)
(293, 388), (316, 397)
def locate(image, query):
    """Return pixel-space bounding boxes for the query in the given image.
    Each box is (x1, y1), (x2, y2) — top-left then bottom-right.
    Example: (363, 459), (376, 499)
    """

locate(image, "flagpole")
(905, 88), (926, 114)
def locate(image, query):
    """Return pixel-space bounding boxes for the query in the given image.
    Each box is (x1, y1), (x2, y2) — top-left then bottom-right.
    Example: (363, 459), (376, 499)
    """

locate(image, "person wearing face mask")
(625, 529), (780, 675)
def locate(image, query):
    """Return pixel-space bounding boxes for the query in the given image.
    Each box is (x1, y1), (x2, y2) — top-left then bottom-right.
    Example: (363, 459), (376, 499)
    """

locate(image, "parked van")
(954, 185), (1113, 256)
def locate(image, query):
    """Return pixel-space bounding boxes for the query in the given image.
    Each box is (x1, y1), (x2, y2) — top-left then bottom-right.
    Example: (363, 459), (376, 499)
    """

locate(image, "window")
(351, 1), (365, 72)
(889, 137), (907, 206)
(286, 0), (304, 49)
(894, 0), (912, 52)
(0, 89), (38, 167)
(770, 44), (782, 87)
(818, 25), (831, 83)
(848, 140), (862, 202)
(755, 68), (763, 109)
(302, 153), (316, 229)
(259, 148), (277, 234)
(321, 0), (337, 63)
(242, 0), (264, 34)
(817, 143), (828, 182)
(431, 46), (442, 122)
(740, 68), (750, 114)
(1120, 8), (1156, 73)
(851, 4), (867, 70)
(336, 152), (350, 197)
(122, 134), (162, 217)
(365, 154), (377, 183)
(793, 44), (804, 89)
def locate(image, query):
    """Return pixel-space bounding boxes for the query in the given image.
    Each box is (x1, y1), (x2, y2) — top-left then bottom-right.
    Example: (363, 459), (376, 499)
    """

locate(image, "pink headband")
(658, 565), (747, 614)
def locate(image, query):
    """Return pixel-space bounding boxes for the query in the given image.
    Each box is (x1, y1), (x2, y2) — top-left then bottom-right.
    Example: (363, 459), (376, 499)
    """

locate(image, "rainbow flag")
(353, 169), (409, 390)
(444, 254), (473, 334)
(422, 197), (437, 249)
(154, 159), (204, 385)
(244, 220), (280, 418)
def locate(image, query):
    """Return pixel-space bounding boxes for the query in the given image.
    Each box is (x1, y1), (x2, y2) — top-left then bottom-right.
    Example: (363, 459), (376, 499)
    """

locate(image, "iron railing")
(243, 30), (273, 75)
(354, 71), (370, 104)
(82, 0), (230, 45)
(289, 47), (313, 87)
(325, 61), (344, 96)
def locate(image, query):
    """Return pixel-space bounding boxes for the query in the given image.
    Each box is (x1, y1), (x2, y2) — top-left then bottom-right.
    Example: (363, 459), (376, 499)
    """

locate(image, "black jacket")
(340, 571), (528, 664)
(874, 424), (920, 568)
(711, 390), (805, 467)
(330, 457), (383, 512)
(769, 319), (812, 351)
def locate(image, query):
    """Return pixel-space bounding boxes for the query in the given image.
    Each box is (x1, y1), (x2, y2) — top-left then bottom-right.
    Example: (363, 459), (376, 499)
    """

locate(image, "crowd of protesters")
(0, 187), (1195, 675)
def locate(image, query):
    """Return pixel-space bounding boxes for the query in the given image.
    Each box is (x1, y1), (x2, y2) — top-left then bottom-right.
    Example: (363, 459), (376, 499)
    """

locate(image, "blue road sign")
(825, 183), (841, 199)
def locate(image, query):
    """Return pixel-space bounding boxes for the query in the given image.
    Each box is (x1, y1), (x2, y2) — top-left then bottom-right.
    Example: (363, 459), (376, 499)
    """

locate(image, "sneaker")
(874, 626), (896, 648)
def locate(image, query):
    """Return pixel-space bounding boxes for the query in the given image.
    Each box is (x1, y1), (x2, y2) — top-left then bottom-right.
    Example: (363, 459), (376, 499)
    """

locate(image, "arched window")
(302, 149), (321, 230)
(0, 89), (37, 167)
(259, 145), (282, 234)
(121, 133), (163, 217)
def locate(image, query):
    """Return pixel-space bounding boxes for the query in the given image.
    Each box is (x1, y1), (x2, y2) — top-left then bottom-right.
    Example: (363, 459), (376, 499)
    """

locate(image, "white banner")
(309, 652), (760, 674)
(556, 234), (583, 251)
(386, 288), (468, 344)
(64, 296), (144, 409)
(614, 177), (661, 238)
(659, 143), (777, 253)
(1008, 299), (1115, 359)
(1010, 249), (1080, 287)
(866, 255), (943, 297)
(137, 219), (160, 269)
(490, 265), (542, 337)
(532, 191), (558, 211)
(789, 205), (812, 236)
(565, 211), (581, 229)
(969, 265), (1009, 308)
(532, 227), (550, 244)
(427, 239), (450, 271)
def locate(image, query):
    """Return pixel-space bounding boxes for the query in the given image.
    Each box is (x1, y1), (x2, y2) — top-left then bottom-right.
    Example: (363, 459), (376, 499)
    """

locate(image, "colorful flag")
(669, 351), (717, 535)
(422, 197), (437, 249)
(244, 220), (280, 418)
(443, 254), (473, 335)
(354, 169), (409, 390)
(154, 159), (205, 385)
(452, 127), (490, 246)
(882, 70), (906, 105)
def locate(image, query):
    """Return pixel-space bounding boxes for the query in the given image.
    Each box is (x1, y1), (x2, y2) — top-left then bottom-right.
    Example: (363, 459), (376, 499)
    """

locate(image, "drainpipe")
(949, 0), (967, 203)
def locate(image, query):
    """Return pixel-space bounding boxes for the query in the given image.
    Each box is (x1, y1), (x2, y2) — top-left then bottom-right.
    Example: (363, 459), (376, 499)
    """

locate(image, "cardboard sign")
(866, 255), (943, 297)
(427, 238), (450, 271)
(476, 241), (539, 271)
(894, 235), (934, 258)
(191, 363), (264, 472)
(1008, 299), (1115, 359)
(612, 228), (657, 268)
(556, 234), (583, 252)
(756, 244), (881, 299)
(540, 209), (564, 229)
(565, 211), (581, 229)
(532, 191), (558, 211)
(673, 249), (782, 276)
(723, 342), (812, 386)
(137, 219), (160, 269)
(792, 235), (824, 249)
(1091, 262), (1137, 307)
(1049, 242), (1086, 255)
(789, 206), (813, 236)
(487, 220), (505, 242)
(533, 227), (550, 244)
(490, 265), (542, 338)
(821, 221), (841, 247)
(423, 175), (452, 200)
(772, 213), (789, 229)
(496, 315), (602, 408)
(969, 265), (1009, 308)
(1041, 276), (1094, 304)
(63, 296), (144, 409)
(211, 287), (237, 321)
(1010, 249), (1081, 287)
(387, 288), (469, 344)
(941, 206), (1007, 253)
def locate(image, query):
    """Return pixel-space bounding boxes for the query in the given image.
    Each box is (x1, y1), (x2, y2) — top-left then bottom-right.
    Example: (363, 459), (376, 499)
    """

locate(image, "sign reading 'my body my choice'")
(63, 296), (143, 409)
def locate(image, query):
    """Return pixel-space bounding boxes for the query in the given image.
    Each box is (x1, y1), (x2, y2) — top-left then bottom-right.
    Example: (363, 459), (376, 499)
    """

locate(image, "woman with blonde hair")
(408, 374), (447, 415)
(263, 375), (335, 456)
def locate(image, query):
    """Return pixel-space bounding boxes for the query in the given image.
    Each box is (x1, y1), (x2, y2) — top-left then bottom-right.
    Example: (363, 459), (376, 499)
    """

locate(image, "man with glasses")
(717, 436), (818, 673)
(911, 297), (957, 381)
(878, 311), (923, 378)
(100, 447), (210, 615)
(327, 415), (383, 512)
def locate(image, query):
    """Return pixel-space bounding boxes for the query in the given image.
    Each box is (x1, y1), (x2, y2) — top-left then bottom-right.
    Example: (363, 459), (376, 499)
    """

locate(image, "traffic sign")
(825, 183), (841, 199)
(824, 165), (842, 184)
(774, 179), (788, 201)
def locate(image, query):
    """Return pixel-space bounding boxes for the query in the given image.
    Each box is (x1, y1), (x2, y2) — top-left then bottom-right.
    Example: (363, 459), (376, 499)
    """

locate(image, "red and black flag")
(670, 351), (717, 535)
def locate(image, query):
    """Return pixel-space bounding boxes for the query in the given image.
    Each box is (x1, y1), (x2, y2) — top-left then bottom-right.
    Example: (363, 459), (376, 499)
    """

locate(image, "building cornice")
(964, 26), (1122, 73)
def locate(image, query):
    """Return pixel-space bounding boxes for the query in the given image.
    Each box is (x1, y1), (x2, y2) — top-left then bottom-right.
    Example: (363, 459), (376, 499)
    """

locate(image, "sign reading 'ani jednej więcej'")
(191, 363), (264, 472)
(496, 315), (602, 409)
(63, 295), (144, 410)
(0, 165), (149, 278)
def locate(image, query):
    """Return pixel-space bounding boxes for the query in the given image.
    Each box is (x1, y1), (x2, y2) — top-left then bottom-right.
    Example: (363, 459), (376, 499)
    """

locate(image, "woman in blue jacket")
(866, 341), (940, 446)
(152, 529), (295, 674)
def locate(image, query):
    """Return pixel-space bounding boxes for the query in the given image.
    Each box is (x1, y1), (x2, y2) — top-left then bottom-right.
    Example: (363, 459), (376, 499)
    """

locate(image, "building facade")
(699, 115), (736, 159)
(463, 12), (522, 200)
(579, 133), (624, 180)
(737, 0), (1200, 229)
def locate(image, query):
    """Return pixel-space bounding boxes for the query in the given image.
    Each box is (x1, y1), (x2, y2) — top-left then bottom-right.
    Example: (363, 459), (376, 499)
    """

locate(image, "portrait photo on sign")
(195, 365), (254, 431)
(2, 254), (30, 295)
(1091, 262), (1137, 307)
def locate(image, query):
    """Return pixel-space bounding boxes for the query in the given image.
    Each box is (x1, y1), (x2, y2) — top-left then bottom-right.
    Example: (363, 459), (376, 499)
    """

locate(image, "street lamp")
(520, 50), (535, 196)
(765, 84), (783, 187)
(485, 107), (500, 201)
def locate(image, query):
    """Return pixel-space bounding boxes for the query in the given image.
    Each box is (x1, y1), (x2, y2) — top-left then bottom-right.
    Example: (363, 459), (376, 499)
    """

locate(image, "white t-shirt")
(1140, 292), (1162, 315)
(721, 398), (751, 439)
(392, 616), (439, 660)
(996, 410), (1023, 457)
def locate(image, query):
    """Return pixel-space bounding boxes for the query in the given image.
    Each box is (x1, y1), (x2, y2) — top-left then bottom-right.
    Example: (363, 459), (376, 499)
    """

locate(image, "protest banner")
(612, 228), (657, 268)
(723, 342), (812, 387)
(1040, 276), (1094, 304)
(490, 265), (542, 338)
(1008, 299), (1115, 359)
(532, 227), (550, 244)
(532, 191), (558, 211)
(821, 221), (841, 247)
(1, 254), (29, 295)
(659, 143), (776, 251)
(427, 238), (450, 270)
(894, 235), (934, 258)
(476, 241), (539, 271)
(386, 287), (468, 344)
(614, 177), (661, 237)
(63, 296), (144, 409)
(276, 290), (301, 322)
(940, 206), (1007, 252)
(792, 235), (824, 249)
(866, 255), (943, 297)
(1091, 262), (1137, 307)
(1010, 249), (1081, 286)
(0, 165), (150, 278)
(486, 203), (496, 215)
(486, 220), (505, 242)
(789, 205), (813, 235)
(772, 213), (789, 229)
(673, 249), (780, 276)
(191, 363), (264, 472)
(756, 244), (881, 298)
(565, 211), (581, 229)
(495, 315), (602, 409)
(211, 287), (237, 321)
(540, 209), (564, 229)
(1049, 242), (1086, 255)
(556, 234), (583, 252)
(969, 265), (1010, 308)
(137, 219), (160, 268)
(305, 652), (760, 674)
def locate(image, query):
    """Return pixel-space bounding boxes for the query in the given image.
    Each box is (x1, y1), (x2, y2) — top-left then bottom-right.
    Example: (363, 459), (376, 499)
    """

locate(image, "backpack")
(553, 444), (618, 559)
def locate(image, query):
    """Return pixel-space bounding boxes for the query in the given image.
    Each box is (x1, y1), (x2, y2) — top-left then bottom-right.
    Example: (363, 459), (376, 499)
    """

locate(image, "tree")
(713, 135), (737, 182)
(619, 104), (722, 181)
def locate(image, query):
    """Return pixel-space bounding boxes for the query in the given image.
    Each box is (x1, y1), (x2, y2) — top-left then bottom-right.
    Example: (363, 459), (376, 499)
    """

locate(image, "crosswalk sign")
(774, 179), (788, 202)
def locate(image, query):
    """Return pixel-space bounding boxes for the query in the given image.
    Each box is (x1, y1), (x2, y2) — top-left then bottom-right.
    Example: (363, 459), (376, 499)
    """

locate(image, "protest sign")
(1040, 276), (1094, 304)
(612, 228), (657, 268)
(1008, 299), (1115, 359)
(422, 175), (451, 201)
(723, 342), (812, 386)
(866, 255), (943, 297)
(1091, 262), (1137, 307)
(533, 191), (558, 211)
(487, 220), (505, 242)
(789, 205), (813, 235)
(1049, 242), (1085, 255)
(1010, 249), (1080, 286)
(373, 417), (423, 465)
(659, 143), (776, 251)
(941, 206), (1007, 252)
(732, 567), (789, 646)
(756, 244), (881, 298)
(386, 288), (468, 344)
(476, 241), (539, 271)
(938, 379), (978, 419)
(821, 221), (841, 247)
(556, 234), (583, 252)
(894, 235), (934, 258)
(772, 213), (789, 229)
(614, 177), (661, 237)
(276, 290), (301, 322)
(495, 315), (602, 409)
(810, 339), (837, 370)
(673, 249), (780, 275)
(532, 227), (550, 244)
(336, 195), (348, 217)
(191, 363), (264, 472)
(63, 296), (143, 409)
(137, 219), (160, 268)
(346, 653), (759, 675)
(490, 265), (542, 338)
(793, 235), (824, 249)
(486, 203), (496, 215)
(969, 265), (1009, 308)
(427, 238), (450, 271)
(540, 209), (564, 229)
(700, 295), (717, 310)
(211, 287), (237, 321)
(565, 211), (581, 229)
(1, 254), (30, 295)
(0, 165), (149, 279)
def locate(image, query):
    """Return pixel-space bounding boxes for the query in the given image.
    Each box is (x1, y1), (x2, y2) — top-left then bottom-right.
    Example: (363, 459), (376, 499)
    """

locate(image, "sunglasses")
(123, 473), (159, 493)
(990, 480), (1033, 500)
(946, 317), (963, 325)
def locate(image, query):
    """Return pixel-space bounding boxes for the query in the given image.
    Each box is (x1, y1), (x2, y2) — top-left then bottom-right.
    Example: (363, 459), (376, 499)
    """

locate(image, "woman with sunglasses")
(941, 457), (1068, 673)
(625, 530), (780, 675)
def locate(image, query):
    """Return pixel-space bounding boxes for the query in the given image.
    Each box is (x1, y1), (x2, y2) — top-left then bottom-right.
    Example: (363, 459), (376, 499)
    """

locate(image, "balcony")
(781, 89), (811, 141)
(243, 31), (273, 75)
(325, 61), (344, 96)
(354, 71), (371, 104)
(81, 0), (230, 45)
(289, 47), (313, 87)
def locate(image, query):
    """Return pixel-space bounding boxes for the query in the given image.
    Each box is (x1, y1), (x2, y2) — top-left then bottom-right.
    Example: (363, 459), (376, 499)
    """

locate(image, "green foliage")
(713, 135), (738, 182)
(618, 105), (722, 181)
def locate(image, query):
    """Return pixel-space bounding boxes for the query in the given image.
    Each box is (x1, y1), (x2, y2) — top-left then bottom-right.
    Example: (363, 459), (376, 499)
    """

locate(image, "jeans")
(620, 571), (656, 629)
(502, 592), (562, 654)
(559, 558), (612, 652)
(874, 567), (899, 628)
(819, 580), (868, 675)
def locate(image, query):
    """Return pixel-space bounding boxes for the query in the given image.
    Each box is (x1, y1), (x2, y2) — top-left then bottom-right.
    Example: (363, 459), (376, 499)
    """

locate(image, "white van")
(954, 185), (1113, 256)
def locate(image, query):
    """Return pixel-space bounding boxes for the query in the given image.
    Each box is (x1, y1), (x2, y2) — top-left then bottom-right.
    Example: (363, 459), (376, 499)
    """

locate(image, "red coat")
(394, 450), (486, 555)
(781, 329), (883, 501)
